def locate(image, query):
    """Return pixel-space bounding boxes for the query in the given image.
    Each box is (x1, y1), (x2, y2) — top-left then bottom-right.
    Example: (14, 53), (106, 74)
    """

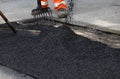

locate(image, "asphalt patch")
(0, 24), (120, 79)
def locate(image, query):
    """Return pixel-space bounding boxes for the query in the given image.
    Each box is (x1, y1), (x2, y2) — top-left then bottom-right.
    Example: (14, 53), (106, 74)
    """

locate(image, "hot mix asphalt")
(0, 24), (120, 79)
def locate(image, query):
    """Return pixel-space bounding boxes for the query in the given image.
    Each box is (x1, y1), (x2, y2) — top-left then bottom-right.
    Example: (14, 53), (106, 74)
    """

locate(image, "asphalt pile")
(0, 24), (120, 79)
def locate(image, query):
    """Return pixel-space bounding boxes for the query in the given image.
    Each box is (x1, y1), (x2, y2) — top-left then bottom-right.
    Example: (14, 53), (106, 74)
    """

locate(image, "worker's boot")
(58, 8), (68, 18)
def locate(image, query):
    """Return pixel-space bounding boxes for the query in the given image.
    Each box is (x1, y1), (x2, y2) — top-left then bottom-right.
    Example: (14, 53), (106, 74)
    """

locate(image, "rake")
(31, 0), (74, 26)
(31, 0), (54, 25)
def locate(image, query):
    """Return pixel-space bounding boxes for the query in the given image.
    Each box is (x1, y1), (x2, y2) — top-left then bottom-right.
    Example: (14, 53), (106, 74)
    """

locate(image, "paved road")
(74, 0), (120, 34)
(0, 24), (120, 79)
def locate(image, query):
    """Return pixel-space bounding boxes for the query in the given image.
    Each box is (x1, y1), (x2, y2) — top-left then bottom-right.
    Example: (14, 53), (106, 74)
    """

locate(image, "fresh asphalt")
(0, 23), (120, 79)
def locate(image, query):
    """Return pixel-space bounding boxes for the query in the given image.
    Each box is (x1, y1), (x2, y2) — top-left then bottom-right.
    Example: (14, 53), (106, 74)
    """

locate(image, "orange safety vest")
(40, 0), (67, 11)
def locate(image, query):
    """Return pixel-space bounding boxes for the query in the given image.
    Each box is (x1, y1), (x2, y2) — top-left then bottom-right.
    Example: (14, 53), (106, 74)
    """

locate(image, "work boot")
(58, 8), (68, 18)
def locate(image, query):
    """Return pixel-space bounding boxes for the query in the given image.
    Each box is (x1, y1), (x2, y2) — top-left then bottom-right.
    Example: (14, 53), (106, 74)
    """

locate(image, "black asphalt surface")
(0, 23), (120, 79)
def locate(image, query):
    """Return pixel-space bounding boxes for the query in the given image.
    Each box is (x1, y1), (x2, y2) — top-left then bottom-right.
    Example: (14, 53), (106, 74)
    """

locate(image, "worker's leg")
(53, 0), (67, 11)
(37, 0), (41, 8)
(53, 0), (67, 18)
(37, 0), (41, 6)
(41, 0), (48, 8)
(32, 0), (49, 15)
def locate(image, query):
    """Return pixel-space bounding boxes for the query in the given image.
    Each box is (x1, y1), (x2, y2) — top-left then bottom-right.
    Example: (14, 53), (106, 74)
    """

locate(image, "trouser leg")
(37, 0), (41, 6)
(41, 0), (48, 8)
(53, 0), (67, 11)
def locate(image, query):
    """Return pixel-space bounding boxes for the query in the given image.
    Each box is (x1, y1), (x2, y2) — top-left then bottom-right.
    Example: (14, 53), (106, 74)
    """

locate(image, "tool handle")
(0, 10), (17, 33)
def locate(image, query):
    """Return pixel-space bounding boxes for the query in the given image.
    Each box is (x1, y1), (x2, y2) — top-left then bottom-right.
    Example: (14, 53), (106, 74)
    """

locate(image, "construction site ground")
(0, 0), (120, 79)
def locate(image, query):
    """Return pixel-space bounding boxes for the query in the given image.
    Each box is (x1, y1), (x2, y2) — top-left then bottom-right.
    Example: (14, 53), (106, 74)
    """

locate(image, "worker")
(36, 0), (68, 18)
